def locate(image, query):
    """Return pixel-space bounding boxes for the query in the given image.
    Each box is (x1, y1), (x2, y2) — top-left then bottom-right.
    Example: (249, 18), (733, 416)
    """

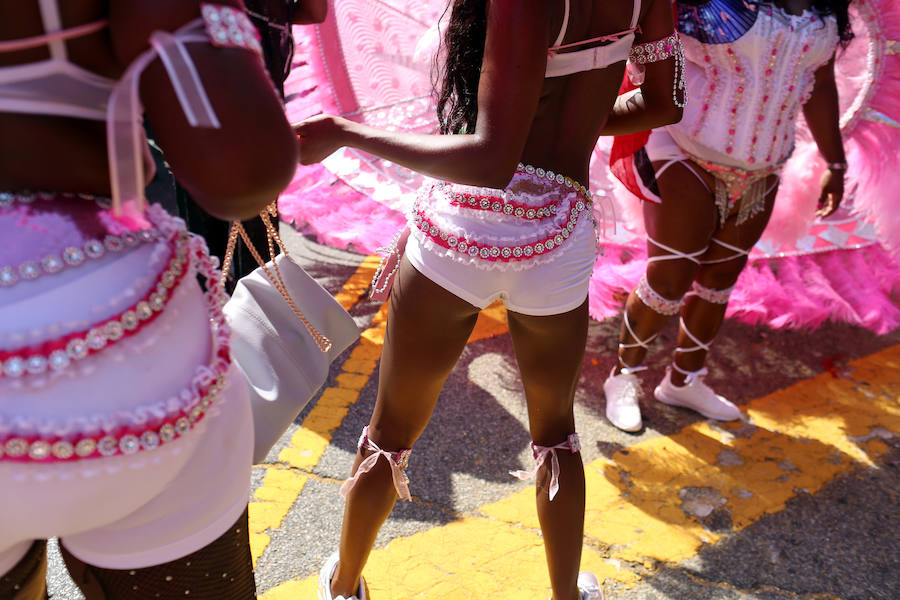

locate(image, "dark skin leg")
(331, 257), (480, 598)
(0, 541), (48, 600)
(507, 299), (590, 600)
(616, 161), (718, 372)
(672, 180), (779, 382)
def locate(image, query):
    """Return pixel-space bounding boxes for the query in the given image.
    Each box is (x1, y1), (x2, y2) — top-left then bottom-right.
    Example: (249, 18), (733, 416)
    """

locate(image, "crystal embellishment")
(1, 230), (187, 379)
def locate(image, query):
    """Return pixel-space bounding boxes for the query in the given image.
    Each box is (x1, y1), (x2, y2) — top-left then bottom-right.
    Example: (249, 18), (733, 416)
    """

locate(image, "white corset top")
(669, 3), (838, 170)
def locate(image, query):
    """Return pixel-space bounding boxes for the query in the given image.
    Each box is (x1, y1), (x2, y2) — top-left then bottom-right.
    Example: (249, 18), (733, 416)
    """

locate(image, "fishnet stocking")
(60, 509), (256, 600)
(0, 540), (48, 600)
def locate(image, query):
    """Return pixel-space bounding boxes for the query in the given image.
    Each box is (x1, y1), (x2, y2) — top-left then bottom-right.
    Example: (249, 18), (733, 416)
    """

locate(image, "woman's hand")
(294, 114), (348, 165)
(816, 167), (844, 218)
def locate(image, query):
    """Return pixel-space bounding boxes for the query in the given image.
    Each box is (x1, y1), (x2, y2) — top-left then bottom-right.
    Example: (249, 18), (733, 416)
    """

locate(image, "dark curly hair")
(435, 0), (488, 134)
(812, 0), (854, 48)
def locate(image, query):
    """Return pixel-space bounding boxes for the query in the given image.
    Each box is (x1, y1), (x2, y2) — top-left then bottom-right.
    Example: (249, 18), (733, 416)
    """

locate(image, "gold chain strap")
(222, 203), (333, 353)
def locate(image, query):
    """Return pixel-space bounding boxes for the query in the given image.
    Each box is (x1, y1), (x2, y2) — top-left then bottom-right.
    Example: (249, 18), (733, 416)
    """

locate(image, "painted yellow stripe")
(333, 255), (384, 311)
(261, 344), (900, 597)
(249, 257), (383, 564)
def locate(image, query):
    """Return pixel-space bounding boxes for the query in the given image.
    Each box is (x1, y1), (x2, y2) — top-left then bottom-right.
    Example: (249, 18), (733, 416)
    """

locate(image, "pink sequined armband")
(201, 3), (263, 56)
(627, 31), (687, 108)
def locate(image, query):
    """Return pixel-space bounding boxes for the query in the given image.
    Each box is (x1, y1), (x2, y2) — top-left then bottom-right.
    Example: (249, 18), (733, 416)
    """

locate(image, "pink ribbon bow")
(340, 426), (412, 501)
(510, 433), (581, 501)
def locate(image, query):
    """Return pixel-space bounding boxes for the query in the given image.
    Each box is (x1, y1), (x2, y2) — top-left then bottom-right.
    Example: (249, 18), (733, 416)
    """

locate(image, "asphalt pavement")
(45, 225), (900, 600)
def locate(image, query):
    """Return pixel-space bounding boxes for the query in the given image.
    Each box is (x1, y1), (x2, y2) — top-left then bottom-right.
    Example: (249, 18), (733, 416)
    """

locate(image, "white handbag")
(222, 208), (359, 463)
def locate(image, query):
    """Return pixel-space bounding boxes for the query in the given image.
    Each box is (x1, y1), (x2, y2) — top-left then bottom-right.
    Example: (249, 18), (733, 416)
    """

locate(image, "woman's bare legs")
(615, 162), (718, 371)
(671, 181), (779, 383)
(330, 257), (481, 598)
(507, 299), (588, 600)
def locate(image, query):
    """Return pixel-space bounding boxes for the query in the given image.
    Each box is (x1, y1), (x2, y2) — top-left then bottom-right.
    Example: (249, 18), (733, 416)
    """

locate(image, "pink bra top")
(0, 0), (262, 214)
(545, 0), (642, 78)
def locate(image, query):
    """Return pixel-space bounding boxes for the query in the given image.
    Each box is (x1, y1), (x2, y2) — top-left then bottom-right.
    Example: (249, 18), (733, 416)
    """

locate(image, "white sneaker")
(547, 572), (605, 600)
(654, 366), (741, 421)
(318, 552), (368, 600)
(577, 572), (605, 600)
(603, 367), (643, 432)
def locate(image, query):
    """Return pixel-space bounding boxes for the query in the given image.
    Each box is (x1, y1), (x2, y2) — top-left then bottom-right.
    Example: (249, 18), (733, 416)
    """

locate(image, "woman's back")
(525, 0), (648, 178)
(434, 0), (677, 189)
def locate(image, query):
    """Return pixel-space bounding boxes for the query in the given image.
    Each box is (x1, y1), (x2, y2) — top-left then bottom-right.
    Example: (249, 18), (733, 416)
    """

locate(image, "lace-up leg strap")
(671, 364), (710, 386)
(699, 238), (750, 265)
(673, 317), (713, 357)
(618, 310), (654, 372)
(340, 426), (412, 501)
(646, 236), (707, 265)
(510, 434), (581, 501)
(654, 160), (711, 193)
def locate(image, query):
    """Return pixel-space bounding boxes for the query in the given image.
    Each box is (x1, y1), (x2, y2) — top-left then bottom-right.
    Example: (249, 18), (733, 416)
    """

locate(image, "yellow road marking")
(249, 258), (383, 564)
(261, 344), (900, 597)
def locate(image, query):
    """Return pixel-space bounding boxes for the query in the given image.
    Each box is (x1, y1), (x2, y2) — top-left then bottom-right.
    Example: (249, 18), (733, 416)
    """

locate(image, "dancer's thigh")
(367, 257), (481, 449)
(697, 178), (779, 287)
(507, 300), (588, 445)
(643, 159), (719, 296)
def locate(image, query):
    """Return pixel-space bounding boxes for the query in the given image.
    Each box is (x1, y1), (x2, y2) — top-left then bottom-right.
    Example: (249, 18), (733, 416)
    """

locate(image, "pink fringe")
(590, 244), (900, 334)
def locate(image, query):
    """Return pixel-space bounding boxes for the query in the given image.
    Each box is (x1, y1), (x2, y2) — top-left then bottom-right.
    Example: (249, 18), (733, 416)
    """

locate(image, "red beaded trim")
(0, 368), (228, 463)
(413, 195), (591, 263)
(0, 213), (232, 463)
(445, 186), (560, 220)
(0, 230), (191, 378)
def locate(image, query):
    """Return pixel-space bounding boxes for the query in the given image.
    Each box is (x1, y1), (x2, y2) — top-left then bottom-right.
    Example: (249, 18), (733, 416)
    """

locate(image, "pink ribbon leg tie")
(339, 426), (413, 501)
(510, 433), (581, 501)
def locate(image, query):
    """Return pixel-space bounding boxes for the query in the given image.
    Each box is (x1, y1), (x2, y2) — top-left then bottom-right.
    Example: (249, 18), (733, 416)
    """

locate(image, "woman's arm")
(111, 0), (299, 221)
(293, 0), (328, 24)
(295, 0), (553, 189)
(600, 0), (684, 135)
(802, 54), (845, 217)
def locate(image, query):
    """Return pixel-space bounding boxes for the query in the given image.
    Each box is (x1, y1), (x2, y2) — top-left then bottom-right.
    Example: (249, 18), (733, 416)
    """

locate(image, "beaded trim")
(202, 3), (263, 56)
(0, 210), (232, 463)
(1, 190), (159, 288)
(628, 32), (688, 108)
(515, 163), (592, 201)
(445, 185), (560, 220)
(635, 275), (682, 316)
(0, 230), (191, 378)
(414, 163), (592, 264)
(413, 196), (590, 263)
(0, 229), (160, 288)
(628, 32), (683, 65)
(688, 281), (734, 305)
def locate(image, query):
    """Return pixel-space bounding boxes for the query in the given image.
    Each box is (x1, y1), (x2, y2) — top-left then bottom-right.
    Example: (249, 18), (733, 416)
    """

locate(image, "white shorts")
(0, 200), (253, 573)
(406, 169), (598, 316)
(406, 215), (597, 316)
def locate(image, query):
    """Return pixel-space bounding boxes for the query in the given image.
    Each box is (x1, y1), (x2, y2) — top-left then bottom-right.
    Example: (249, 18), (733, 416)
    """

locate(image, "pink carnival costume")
(278, 0), (900, 337)
(0, 1), (264, 579)
(594, 0), (900, 334)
